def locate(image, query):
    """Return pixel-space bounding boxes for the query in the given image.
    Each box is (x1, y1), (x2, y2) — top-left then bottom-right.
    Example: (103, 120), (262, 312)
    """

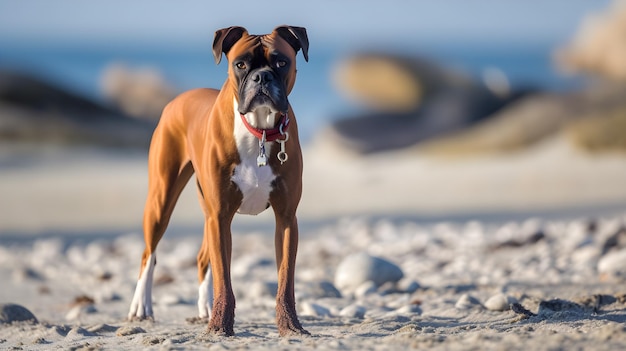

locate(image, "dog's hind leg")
(196, 240), (213, 319)
(128, 123), (194, 321)
(195, 181), (213, 320)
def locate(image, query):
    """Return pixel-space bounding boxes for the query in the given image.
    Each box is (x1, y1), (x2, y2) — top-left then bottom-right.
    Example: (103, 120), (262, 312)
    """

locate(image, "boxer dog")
(127, 25), (309, 337)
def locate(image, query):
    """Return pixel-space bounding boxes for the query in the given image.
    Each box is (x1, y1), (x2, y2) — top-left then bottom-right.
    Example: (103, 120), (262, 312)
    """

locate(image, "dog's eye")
(276, 60), (287, 68)
(235, 62), (247, 70)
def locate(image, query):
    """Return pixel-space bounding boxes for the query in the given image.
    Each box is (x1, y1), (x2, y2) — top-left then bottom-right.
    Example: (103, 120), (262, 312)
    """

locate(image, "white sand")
(2, 135), (626, 235)
(1, 137), (626, 350)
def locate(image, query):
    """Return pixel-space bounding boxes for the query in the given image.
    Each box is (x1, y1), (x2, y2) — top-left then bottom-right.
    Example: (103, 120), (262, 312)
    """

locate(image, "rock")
(339, 304), (367, 319)
(334, 253), (404, 295)
(455, 294), (482, 310)
(601, 226), (626, 255)
(0, 303), (38, 324)
(393, 304), (422, 315)
(100, 63), (177, 120)
(159, 294), (185, 306)
(12, 267), (44, 282)
(65, 304), (97, 321)
(0, 69), (156, 147)
(398, 279), (421, 294)
(323, 52), (527, 154)
(247, 281), (279, 299)
(484, 293), (517, 311)
(297, 281), (342, 299)
(555, 1), (626, 80)
(598, 249), (626, 279)
(354, 281), (378, 298)
(300, 302), (332, 318)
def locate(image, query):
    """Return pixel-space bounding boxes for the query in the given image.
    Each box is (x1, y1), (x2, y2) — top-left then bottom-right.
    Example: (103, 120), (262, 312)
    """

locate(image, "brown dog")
(127, 25), (309, 337)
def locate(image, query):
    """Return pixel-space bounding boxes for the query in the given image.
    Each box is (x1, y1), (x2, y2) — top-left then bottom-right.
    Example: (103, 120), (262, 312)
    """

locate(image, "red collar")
(239, 113), (290, 141)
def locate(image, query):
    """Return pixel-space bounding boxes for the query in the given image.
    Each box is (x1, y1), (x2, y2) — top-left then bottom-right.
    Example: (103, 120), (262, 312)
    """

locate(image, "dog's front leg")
(274, 215), (309, 336)
(205, 214), (236, 336)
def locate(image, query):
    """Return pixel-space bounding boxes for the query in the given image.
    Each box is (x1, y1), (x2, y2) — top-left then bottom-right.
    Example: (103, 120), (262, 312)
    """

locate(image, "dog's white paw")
(128, 254), (156, 321)
(197, 267), (213, 319)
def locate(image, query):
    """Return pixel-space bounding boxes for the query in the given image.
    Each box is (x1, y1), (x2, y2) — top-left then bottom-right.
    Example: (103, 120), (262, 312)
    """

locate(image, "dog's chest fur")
(231, 100), (277, 215)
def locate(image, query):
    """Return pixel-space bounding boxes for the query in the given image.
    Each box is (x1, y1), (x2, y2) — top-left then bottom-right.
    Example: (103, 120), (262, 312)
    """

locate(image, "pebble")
(300, 281), (342, 299)
(247, 281), (279, 299)
(65, 304), (97, 321)
(398, 279), (421, 293)
(484, 293), (516, 311)
(0, 303), (38, 324)
(300, 301), (332, 317)
(598, 249), (626, 279)
(354, 281), (378, 298)
(339, 304), (366, 319)
(455, 294), (482, 310)
(334, 253), (404, 295)
(393, 304), (422, 315)
(159, 294), (185, 306)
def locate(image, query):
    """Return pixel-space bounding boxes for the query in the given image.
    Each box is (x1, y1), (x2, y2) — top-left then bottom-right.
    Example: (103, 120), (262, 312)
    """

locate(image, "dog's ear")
(213, 26), (248, 65)
(274, 25), (309, 62)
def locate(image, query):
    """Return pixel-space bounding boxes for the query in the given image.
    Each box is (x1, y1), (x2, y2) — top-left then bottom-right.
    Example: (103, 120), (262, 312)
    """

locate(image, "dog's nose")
(252, 70), (273, 84)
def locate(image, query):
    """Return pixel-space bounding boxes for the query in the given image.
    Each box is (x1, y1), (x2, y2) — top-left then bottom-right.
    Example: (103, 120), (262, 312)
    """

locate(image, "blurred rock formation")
(320, 1), (626, 156)
(100, 63), (176, 120)
(0, 70), (155, 148)
(555, 0), (626, 81)
(322, 52), (529, 154)
(419, 84), (626, 155)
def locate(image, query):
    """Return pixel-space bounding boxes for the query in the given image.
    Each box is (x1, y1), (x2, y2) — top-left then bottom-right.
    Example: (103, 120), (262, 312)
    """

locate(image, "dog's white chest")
(231, 102), (276, 215)
(231, 157), (275, 215)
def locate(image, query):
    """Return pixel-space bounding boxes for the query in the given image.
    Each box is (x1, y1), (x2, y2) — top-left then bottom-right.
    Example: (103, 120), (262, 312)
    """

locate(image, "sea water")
(0, 41), (585, 143)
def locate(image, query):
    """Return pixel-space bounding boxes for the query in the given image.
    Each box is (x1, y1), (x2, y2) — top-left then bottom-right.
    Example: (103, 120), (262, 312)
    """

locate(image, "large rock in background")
(319, 0), (626, 156)
(100, 63), (176, 120)
(555, 0), (626, 81)
(322, 52), (529, 154)
(0, 70), (156, 148)
(418, 83), (626, 155)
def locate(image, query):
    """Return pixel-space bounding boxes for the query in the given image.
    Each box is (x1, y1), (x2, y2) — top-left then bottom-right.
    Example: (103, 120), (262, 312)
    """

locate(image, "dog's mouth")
(238, 76), (288, 115)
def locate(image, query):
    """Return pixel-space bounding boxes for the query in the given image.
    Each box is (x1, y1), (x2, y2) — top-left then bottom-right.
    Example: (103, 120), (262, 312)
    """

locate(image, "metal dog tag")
(257, 153), (267, 167)
(257, 131), (268, 167)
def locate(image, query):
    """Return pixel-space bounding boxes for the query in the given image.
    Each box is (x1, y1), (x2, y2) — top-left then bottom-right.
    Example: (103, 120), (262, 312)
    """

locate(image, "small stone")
(65, 304), (97, 321)
(394, 304), (422, 315)
(159, 294), (184, 306)
(598, 249), (626, 279)
(339, 304), (366, 319)
(484, 293), (516, 311)
(298, 281), (342, 299)
(455, 294), (482, 310)
(354, 281), (378, 298)
(12, 267), (44, 282)
(300, 302), (332, 317)
(334, 253), (403, 295)
(0, 303), (38, 324)
(247, 281), (279, 299)
(116, 325), (146, 337)
(399, 279), (421, 293)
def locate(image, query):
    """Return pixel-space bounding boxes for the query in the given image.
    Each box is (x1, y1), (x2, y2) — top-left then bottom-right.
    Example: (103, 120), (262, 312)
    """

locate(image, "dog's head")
(213, 25), (309, 116)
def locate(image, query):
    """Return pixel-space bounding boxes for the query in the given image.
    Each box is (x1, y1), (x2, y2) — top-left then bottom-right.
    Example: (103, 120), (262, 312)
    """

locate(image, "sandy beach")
(1, 135), (626, 350)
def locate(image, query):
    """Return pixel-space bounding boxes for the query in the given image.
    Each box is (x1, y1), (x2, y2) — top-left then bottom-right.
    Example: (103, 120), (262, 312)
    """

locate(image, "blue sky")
(0, 0), (612, 48)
